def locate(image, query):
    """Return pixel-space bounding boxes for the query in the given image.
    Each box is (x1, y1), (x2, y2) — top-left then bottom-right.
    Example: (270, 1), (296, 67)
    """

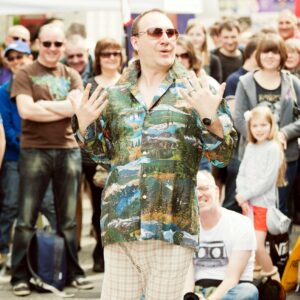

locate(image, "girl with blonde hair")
(236, 106), (286, 281)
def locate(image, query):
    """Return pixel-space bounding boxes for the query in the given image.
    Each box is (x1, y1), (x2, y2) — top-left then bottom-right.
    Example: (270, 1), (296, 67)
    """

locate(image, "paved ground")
(0, 197), (103, 300)
(0, 197), (299, 299)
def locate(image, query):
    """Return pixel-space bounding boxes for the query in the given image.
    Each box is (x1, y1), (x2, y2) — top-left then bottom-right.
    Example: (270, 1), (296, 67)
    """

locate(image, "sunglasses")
(11, 36), (27, 43)
(67, 53), (84, 60)
(6, 54), (24, 62)
(41, 41), (64, 48)
(176, 53), (189, 59)
(100, 52), (121, 58)
(135, 27), (179, 40)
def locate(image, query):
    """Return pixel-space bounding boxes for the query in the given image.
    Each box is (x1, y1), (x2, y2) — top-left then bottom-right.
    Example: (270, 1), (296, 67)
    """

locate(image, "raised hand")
(180, 70), (225, 119)
(69, 84), (108, 135)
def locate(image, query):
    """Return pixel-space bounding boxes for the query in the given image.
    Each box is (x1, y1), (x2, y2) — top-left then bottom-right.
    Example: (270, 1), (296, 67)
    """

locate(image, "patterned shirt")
(76, 60), (237, 248)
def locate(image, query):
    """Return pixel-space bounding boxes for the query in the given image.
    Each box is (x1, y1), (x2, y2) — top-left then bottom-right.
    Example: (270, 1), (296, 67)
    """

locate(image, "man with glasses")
(72, 9), (236, 300)
(0, 41), (58, 274)
(184, 171), (258, 300)
(64, 34), (93, 84)
(9, 24), (92, 296)
(0, 25), (31, 86)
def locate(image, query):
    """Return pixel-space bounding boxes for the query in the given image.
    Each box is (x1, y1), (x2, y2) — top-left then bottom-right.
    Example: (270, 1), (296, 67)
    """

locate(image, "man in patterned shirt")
(73, 9), (237, 300)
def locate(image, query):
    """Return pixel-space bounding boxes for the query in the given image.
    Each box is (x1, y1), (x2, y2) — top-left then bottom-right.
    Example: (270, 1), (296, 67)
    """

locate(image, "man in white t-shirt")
(185, 171), (258, 300)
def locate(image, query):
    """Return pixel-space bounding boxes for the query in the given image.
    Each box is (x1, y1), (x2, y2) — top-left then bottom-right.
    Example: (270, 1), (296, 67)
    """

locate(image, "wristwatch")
(202, 114), (218, 126)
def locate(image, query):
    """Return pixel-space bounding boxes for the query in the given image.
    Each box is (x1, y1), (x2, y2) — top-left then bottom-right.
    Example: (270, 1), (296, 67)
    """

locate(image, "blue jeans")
(0, 161), (56, 254)
(202, 283), (258, 300)
(279, 160), (298, 216)
(11, 149), (84, 285)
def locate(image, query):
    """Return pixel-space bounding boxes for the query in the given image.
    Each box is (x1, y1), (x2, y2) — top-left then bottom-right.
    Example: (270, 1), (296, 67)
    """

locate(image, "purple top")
(0, 67), (12, 86)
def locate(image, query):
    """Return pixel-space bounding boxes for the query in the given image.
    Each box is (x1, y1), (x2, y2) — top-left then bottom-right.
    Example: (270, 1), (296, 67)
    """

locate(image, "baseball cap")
(4, 41), (31, 57)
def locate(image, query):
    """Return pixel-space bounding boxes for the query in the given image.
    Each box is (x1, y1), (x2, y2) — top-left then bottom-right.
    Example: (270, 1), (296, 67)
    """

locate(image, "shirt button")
(143, 173), (147, 178)
(142, 195), (147, 199)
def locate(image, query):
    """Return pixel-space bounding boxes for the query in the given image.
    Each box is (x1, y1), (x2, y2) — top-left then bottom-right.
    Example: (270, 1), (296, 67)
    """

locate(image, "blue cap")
(4, 41), (31, 57)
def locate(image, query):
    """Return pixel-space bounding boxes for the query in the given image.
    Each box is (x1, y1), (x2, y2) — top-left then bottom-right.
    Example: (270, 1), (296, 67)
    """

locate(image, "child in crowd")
(236, 106), (286, 281)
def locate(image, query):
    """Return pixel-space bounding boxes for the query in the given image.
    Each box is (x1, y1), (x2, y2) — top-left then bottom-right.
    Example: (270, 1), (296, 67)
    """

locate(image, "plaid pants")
(100, 240), (193, 300)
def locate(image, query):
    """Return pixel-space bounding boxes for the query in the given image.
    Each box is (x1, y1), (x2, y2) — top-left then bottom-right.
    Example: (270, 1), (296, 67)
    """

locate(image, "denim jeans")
(11, 149), (84, 285)
(202, 282), (258, 300)
(0, 161), (56, 254)
(279, 160), (298, 216)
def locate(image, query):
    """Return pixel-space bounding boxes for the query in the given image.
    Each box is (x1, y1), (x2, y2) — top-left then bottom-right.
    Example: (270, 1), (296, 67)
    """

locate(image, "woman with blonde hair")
(185, 19), (222, 83)
(285, 38), (300, 78)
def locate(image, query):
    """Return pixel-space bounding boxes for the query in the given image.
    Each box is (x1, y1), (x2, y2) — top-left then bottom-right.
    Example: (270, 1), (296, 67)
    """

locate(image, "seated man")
(185, 171), (258, 300)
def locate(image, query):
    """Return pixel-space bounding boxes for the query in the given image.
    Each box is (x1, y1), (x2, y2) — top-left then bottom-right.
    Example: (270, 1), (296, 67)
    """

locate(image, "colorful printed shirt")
(76, 60), (237, 248)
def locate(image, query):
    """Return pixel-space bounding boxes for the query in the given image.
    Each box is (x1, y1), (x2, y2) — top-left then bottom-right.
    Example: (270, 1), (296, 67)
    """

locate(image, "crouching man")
(185, 171), (258, 300)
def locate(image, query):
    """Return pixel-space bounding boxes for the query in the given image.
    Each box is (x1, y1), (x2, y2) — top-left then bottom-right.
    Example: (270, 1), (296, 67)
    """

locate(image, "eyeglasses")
(176, 53), (189, 59)
(11, 36), (27, 43)
(41, 41), (64, 48)
(135, 27), (179, 40)
(67, 53), (84, 60)
(100, 52), (121, 58)
(6, 54), (24, 62)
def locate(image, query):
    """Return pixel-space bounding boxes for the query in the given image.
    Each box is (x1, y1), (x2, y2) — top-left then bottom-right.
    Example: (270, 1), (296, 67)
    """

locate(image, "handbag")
(266, 206), (291, 235)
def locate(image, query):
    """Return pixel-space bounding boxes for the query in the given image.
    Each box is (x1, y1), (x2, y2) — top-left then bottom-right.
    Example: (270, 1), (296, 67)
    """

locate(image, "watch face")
(202, 117), (212, 126)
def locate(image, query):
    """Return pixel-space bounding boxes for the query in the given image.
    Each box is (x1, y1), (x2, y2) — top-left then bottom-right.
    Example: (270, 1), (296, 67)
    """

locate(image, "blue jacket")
(0, 80), (21, 161)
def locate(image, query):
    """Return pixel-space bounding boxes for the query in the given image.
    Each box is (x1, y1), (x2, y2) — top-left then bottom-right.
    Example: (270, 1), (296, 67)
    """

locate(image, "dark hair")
(244, 36), (261, 60)
(131, 8), (168, 36)
(218, 20), (240, 35)
(255, 33), (287, 70)
(94, 38), (123, 75)
(208, 22), (220, 37)
(176, 36), (201, 73)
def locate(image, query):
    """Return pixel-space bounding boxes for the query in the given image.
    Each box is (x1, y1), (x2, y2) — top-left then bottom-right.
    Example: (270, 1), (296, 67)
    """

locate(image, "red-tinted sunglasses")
(135, 27), (179, 40)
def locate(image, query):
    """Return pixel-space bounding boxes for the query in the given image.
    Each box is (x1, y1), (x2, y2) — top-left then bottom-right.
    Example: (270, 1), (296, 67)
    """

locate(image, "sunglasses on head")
(176, 53), (189, 59)
(100, 52), (121, 58)
(41, 41), (64, 48)
(11, 36), (27, 43)
(67, 53), (84, 60)
(135, 27), (179, 40)
(6, 54), (24, 62)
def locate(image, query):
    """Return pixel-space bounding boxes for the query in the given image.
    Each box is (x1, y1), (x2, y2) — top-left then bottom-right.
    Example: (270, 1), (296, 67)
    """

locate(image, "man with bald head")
(278, 9), (300, 40)
(10, 24), (92, 296)
(64, 34), (93, 83)
(5, 25), (31, 46)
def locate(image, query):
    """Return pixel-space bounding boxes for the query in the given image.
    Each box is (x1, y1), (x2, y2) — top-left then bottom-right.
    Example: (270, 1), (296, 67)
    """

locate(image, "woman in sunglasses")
(78, 38), (123, 273)
(185, 19), (222, 83)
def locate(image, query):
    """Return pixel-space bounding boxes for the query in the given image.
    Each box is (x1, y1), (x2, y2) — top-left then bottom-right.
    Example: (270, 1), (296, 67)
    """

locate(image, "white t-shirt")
(194, 208), (256, 282)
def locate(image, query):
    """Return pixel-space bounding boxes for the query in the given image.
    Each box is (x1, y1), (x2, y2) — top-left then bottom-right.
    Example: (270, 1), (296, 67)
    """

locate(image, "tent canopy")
(0, 0), (202, 15)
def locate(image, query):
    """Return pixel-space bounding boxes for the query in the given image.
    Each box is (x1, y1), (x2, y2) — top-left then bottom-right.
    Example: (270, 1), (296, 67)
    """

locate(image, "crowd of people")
(0, 7), (299, 299)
